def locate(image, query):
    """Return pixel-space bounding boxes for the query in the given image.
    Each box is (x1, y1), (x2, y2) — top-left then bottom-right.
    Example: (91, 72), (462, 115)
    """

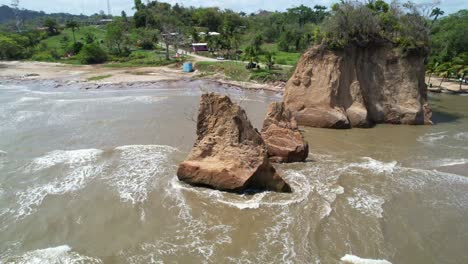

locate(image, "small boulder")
(177, 93), (291, 193)
(261, 102), (309, 163)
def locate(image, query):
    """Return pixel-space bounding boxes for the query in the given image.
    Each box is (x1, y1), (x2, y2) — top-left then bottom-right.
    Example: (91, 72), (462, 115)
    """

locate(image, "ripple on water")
(0, 150), (6, 169)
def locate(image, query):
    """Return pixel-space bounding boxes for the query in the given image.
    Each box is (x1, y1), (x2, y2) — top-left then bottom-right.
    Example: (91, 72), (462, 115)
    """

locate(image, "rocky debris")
(177, 93), (291, 193)
(261, 102), (309, 162)
(284, 44), (432, 128)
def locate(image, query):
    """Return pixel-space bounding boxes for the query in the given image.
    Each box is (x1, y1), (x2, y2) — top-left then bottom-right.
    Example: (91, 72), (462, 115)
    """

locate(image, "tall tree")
(430, 7), (444, 25)
(43, 18), (59, 36)
(65, 20), (79, 44)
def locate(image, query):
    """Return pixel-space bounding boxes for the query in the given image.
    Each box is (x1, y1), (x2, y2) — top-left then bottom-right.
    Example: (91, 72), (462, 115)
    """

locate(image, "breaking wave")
(105, 145), (178, 205)
(348, 157), (397, 174)
(26, 149), (103, 172)
(433, 158), (468, 167)
(16, 149), (104, 218)
(2, 245), (102, 264)
(341, 254), (392, 264)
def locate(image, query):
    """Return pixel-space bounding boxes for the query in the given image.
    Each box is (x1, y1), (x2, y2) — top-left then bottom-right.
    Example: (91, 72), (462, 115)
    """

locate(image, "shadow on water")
(431, 110), (463, 124)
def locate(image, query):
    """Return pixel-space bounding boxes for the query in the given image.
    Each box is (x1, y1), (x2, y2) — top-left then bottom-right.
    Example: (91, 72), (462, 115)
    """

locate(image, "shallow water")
(0, 79), (467, 264)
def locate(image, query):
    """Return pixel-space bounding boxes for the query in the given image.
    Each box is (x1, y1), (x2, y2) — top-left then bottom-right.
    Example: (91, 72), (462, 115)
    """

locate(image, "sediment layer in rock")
(284, 44), (432, 128)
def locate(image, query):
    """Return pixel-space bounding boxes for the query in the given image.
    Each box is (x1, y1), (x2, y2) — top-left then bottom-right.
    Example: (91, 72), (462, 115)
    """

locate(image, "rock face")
(177, 93), (291, 193)
(261, 102), (309, 162)
(284, 44), (432, 128)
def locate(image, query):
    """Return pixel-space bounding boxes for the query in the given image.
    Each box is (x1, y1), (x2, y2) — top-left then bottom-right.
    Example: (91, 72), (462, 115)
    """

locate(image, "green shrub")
(31, 52), (56, 62)
(0, 35), (25, 60)
(78, 43), (108, 64)
(65, 42), (84, 55)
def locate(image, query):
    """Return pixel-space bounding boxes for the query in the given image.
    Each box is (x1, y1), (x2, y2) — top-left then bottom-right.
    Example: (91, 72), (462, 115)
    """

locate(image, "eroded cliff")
(284, 44), (432, 128)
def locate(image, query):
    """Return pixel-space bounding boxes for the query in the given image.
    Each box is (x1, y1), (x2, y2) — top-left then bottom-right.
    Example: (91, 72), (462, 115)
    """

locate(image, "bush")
(0, 35), (24, 59)
(65, 42), (84, 55)
(78, 43), (108, 64)
(31, 52), (56, 62)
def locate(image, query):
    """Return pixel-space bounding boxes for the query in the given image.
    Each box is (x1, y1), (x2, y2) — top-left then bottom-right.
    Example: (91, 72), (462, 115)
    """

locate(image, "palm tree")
(430, 8), (444, 26)
(65, 20), (80, 44)
(435, 62), (451, 88)
(427, 62), (439, 86)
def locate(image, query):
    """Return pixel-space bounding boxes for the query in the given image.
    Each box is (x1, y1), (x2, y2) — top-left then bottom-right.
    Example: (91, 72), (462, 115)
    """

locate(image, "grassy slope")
(41, 26), (107, 54)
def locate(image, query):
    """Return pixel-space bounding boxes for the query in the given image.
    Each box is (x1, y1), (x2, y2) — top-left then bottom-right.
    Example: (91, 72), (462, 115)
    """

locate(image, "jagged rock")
(261, 102), (309, 163)
(177, 93), (291, 193)
(284, 44), (433, 128)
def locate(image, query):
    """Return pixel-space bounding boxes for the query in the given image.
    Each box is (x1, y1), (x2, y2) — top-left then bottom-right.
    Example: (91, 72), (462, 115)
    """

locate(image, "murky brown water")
(0, 79), (467, 264)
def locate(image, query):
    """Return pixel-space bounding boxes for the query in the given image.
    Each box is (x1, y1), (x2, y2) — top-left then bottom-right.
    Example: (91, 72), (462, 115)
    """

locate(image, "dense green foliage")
(427, 10), (468, 86)
(78, 43), (108, 64)
(0, 1), (465, 85)
(321, 0), (431, 53)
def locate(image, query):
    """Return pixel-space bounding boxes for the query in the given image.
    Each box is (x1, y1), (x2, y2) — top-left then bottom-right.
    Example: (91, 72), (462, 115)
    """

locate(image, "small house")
(192, 43), (209, 52)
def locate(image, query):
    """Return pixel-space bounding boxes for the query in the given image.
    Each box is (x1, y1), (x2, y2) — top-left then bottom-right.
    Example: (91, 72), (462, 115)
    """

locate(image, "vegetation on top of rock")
(321, 0), (434, 54)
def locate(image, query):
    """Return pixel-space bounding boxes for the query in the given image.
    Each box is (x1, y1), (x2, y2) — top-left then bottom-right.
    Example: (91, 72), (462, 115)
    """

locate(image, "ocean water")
(0, 79), (467, 264)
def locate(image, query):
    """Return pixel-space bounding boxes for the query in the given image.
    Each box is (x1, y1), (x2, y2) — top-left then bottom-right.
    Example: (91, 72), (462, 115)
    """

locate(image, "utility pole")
(11, 0), (21, 32)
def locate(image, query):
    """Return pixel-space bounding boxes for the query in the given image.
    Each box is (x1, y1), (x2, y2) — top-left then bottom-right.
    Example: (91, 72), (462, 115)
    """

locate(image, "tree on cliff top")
(321, 0), (437, 53)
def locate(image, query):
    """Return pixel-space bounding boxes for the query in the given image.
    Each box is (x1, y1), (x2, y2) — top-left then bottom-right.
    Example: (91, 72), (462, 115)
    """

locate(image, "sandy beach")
(0, 61), (285, 92)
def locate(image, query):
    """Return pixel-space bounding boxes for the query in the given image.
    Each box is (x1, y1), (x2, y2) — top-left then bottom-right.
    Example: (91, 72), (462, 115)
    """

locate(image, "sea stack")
(261, 102), (309, 163)
(284, 44), (433, 128)
(177, 93), (291, 193)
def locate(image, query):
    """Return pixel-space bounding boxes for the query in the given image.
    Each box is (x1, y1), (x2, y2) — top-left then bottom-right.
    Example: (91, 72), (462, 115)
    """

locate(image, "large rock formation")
(284, 44), (432, 128)
(261, 102), (309, 163)
(177, 93), (291, 193)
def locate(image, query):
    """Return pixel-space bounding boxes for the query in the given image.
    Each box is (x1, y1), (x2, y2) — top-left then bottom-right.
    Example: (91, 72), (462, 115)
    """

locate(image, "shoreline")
(0, 61), (285, 93)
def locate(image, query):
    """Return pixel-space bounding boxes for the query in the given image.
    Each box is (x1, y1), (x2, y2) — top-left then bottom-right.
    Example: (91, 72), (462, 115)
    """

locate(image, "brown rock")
(261, 102), (309, 163)
(177, 93), (291, 193)
(284, 44), (433, 128)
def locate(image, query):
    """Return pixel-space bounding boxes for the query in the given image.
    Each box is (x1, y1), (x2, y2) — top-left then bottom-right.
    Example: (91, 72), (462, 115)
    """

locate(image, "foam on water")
(170, 169), (312, 210)
(26, 149), (103, 171)
(417, 131), (448, 144)
(55, 96), (168, 105)
(106, 145), (177, 205)
(126, 176), (233, 262)
(2, 245), (102, 264)
(347, 188), (385, 218)
(16, 97), (42, 103)
(341, 254), (392, 264)
(15, 149), (104, 218)
(349, 157), (397, 174)
(13, 111), (44, 123)
(454, 132), (468, 141)
(433, 158), (468, 167)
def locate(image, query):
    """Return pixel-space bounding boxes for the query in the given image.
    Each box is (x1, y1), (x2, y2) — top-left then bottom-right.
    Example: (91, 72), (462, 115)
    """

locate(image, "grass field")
(196, 61), (294, 83)
(261, 43), (301, 66)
